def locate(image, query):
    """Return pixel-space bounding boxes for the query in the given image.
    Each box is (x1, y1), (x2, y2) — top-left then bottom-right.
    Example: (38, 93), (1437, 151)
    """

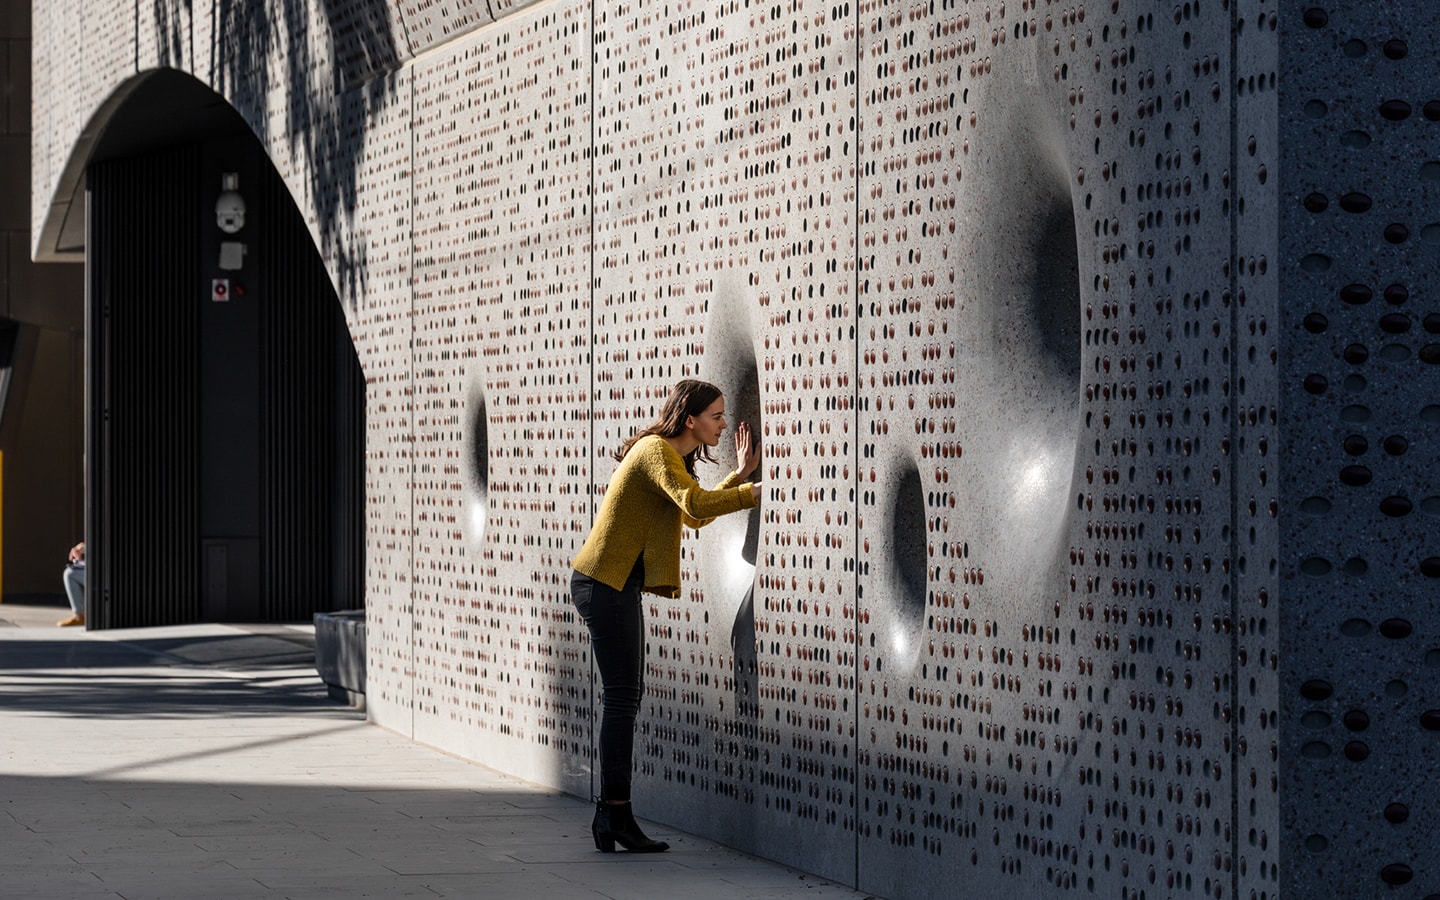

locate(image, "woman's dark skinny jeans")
(571, 557), (645, 803)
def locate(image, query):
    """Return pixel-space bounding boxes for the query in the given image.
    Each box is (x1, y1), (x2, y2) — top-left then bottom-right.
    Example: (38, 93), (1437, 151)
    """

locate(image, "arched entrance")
(84, 71), (364, 628)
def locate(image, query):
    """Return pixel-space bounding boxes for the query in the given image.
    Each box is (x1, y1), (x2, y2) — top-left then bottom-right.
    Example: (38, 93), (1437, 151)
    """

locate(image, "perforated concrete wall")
(32, 1), (1440, 897)
(1280, 4), (1440, 898)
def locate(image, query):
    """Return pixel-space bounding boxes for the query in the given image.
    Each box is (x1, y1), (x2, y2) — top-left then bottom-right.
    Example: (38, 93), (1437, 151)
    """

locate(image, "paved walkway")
(0, 602), (872, 900)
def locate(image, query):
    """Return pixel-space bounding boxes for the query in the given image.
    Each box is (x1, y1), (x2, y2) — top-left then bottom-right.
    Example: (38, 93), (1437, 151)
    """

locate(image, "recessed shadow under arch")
(81, 74), (367, 628)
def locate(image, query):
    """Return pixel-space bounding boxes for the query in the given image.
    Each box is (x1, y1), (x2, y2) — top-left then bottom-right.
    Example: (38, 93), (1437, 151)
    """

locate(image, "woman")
(571, 379), (761, 852)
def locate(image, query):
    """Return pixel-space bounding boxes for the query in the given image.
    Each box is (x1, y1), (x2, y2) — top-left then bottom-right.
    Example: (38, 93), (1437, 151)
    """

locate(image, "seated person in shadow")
(58, 542), (85, 628)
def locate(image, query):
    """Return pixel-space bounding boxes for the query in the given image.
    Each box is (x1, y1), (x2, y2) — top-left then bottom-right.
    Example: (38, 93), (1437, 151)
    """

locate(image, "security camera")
(216, 173), (246, 234)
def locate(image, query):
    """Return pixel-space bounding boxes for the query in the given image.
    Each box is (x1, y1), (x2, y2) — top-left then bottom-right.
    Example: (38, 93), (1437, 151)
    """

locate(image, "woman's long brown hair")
(614, 379), (724, 477)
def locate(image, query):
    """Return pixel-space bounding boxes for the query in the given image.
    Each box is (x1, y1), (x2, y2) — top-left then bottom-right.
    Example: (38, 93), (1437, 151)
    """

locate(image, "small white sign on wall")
(219, 242), (247, 270)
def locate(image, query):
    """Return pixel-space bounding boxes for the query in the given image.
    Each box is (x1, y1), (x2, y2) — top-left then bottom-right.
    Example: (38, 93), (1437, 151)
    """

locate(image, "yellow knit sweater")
(572, 434), (758, 597)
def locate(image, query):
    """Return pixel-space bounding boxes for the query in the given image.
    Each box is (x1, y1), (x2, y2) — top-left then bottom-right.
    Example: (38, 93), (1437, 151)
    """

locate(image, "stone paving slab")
(0, 604), (878, 899)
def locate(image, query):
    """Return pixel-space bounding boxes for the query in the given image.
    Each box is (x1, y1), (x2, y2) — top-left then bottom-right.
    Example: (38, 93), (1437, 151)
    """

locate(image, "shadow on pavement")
(0, 626), (330, 719)
(0, 610), (864, 899)
(1, 774), (632, 900)
(0, 668), (344, 719)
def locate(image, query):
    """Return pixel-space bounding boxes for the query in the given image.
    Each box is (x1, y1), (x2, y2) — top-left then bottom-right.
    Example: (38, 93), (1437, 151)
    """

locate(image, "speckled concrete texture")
(30, 0), (1440, 897)
(1280, 3), (1440, 897)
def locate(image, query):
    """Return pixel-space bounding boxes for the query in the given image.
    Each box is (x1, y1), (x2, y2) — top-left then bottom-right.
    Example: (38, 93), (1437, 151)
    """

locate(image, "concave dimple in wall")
(868, 458), (929, 665)
(723, 355), (763, 718)
(956, 92), (1083, 588)
(464, 375), (490, 545)
(1027, 196), (1083, 390)
(696, 281), (763, 703)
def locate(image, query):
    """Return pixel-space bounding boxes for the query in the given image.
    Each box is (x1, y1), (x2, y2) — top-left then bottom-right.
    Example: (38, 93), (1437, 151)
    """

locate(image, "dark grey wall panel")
(1280, 3), (1440, 897)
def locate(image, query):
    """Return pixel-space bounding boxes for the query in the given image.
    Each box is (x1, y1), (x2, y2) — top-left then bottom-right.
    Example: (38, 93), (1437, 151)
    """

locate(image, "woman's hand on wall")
(735, 422), (760, 480)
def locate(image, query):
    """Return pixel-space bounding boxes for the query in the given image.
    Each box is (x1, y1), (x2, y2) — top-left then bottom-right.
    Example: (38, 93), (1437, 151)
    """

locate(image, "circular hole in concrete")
(1027, 193), (1084, 394)
(915, 101), (1084, 674)
(1339, 618), (1372, 637)
(696, 284), (765, 697)
(885, 461), (930, 659)
(1341, 557), (1368, 576)
(963, 129), (1084, 566)
(721, 356), (763, 712)
(465, 380), (490, 542)
(1301, 711), (1332, 729)
(855, 452), (932, 669)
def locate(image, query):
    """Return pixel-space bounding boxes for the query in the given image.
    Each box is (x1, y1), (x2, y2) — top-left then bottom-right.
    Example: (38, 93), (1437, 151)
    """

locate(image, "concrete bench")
(313, 610), (366, 708)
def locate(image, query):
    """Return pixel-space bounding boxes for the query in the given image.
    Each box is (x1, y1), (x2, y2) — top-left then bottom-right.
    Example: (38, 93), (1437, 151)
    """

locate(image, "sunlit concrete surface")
(0, 603), (872, 900)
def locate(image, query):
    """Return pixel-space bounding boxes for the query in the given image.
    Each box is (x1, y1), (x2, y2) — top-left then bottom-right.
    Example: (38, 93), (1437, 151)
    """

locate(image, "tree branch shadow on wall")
(152, 0), (191, 72)
(150, 0), (406, 314)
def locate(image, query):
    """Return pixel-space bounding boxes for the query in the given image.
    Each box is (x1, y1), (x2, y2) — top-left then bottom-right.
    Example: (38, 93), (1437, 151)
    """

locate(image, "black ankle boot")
(592, 801), (670, 852)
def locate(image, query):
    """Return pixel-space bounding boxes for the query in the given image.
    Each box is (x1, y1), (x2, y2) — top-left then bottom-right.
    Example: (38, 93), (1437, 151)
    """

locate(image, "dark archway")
(85, 71), (365, 628)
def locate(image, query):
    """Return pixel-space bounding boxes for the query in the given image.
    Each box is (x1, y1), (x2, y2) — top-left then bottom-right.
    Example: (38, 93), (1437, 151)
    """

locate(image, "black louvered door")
(87, 141), (363, 628)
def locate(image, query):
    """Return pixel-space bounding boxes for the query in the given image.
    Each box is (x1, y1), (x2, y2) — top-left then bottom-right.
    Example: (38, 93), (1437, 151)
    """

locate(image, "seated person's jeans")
(63, 564), (86, 615)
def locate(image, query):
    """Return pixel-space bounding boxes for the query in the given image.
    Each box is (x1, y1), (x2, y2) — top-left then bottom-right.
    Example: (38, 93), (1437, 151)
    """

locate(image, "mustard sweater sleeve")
(682, 470), (752, 529)
(640, 440), (758, 522)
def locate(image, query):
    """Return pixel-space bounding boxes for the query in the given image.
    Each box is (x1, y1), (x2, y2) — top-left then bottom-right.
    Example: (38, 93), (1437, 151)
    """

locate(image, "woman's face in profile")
(686, 396), (727, 447)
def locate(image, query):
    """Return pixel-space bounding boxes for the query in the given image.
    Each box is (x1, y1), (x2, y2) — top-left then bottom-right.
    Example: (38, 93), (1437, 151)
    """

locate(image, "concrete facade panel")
(79, 2), (136, 131)
(32, 0), (1440, 897)
(406, 0), (592, 793)
(591, 0), (859, 878)
(332, 69), (415, 740)
(1279, 3), (1440, 898)
(850, 0), (1246, 894)
(396, 1), (495, 58)
(137, 0), (193, 73)
(323, 0), (411, 88)
(29, 5), (93, 251)
(1234, 2), (1281, 898)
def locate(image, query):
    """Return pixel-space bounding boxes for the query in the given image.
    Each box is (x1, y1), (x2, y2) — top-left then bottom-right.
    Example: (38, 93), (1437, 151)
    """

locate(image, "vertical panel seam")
(851, 0), (862, 887)
(586, 0), (599, 805)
